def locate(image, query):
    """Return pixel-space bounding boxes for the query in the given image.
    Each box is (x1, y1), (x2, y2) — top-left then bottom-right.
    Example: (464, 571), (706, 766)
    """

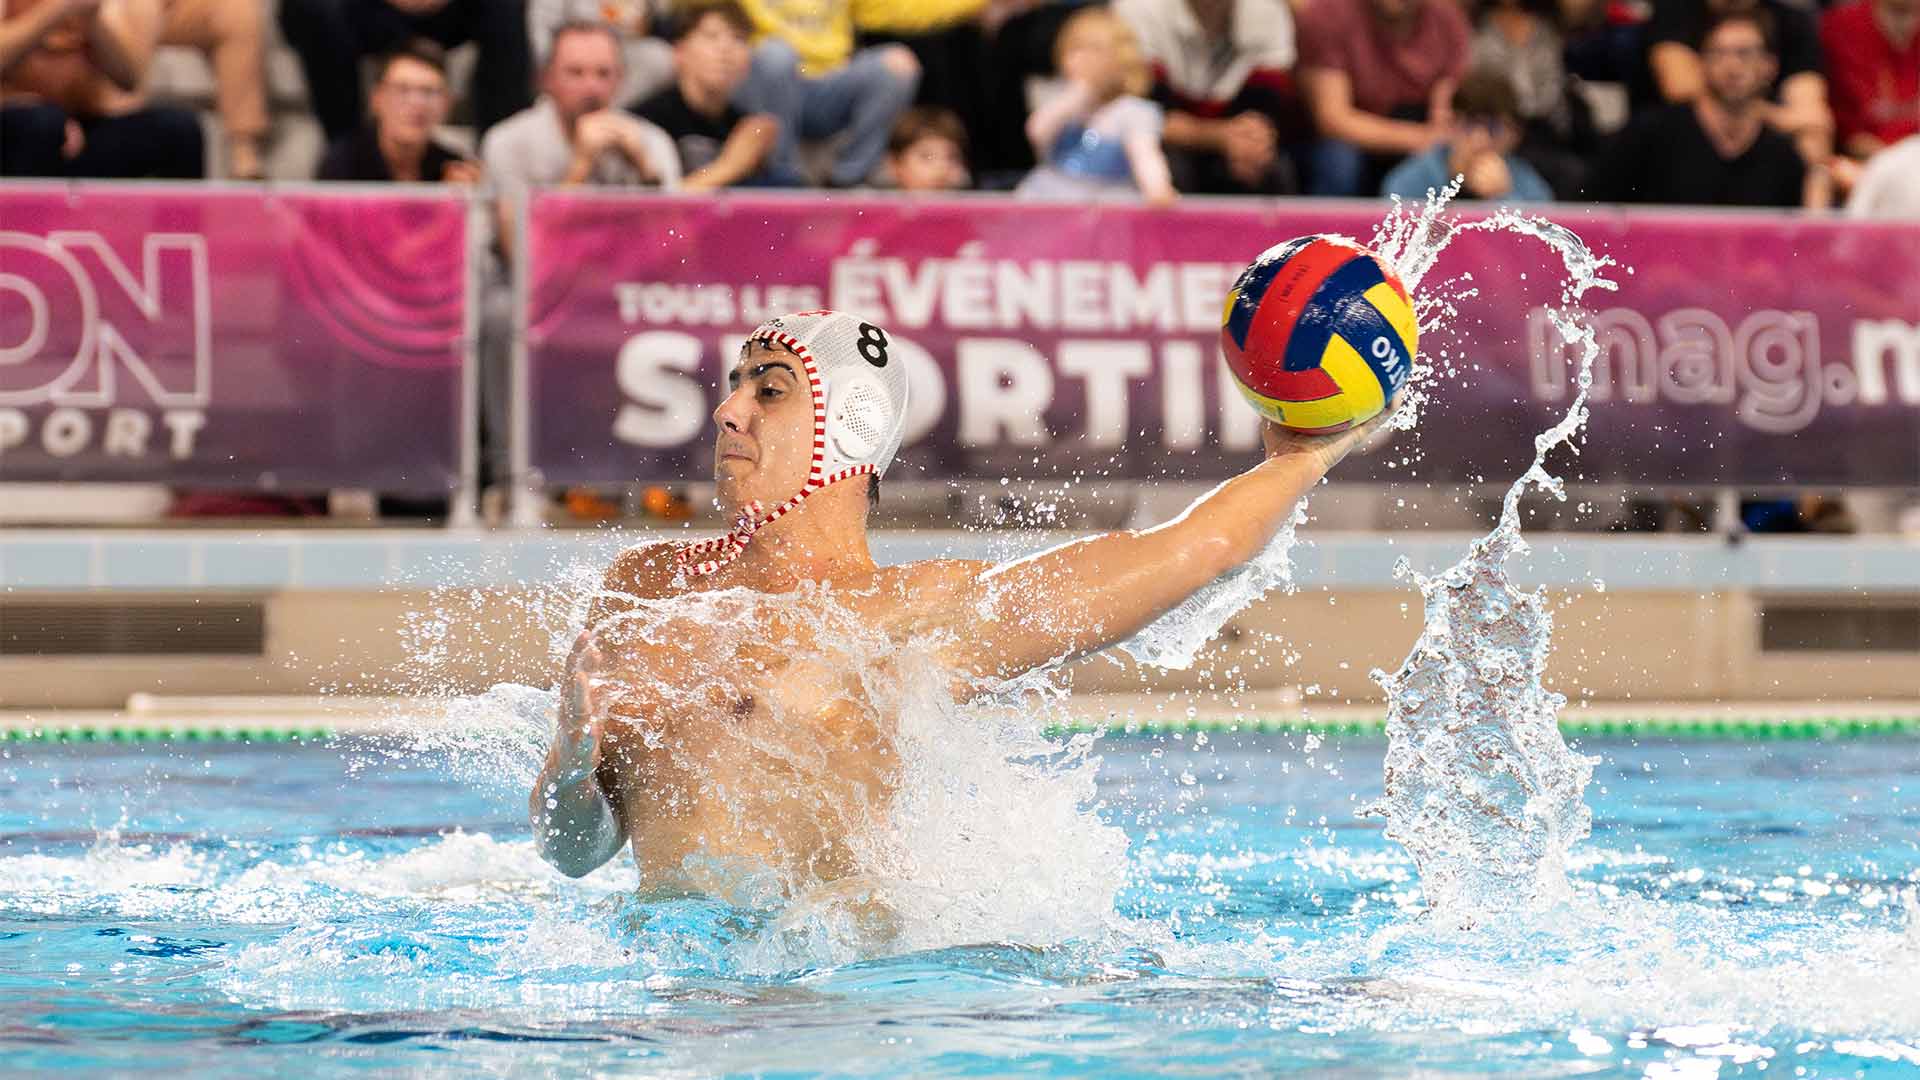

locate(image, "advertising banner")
(0, 185), (468, 492)
(527, 193), (1920, 487)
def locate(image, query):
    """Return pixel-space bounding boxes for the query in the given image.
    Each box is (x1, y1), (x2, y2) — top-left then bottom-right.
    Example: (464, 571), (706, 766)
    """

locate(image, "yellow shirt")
(851, 0), (987, 35)
(741, 0), (856, 76)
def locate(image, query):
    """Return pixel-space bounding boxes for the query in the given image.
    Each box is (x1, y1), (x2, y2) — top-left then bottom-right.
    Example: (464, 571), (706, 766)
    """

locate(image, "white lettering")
(0, 408), (25, 452)
(614, 331), (707, 446)
(1058, 341), (1151, 448)
(1852, 318), (1920, 405)
(162, 409), (205, 458)
(1159, 340), (1206, 451)
(957, 338), (1052, 447)
(103, 407), (150, 456)
(42, 407), (90, 456)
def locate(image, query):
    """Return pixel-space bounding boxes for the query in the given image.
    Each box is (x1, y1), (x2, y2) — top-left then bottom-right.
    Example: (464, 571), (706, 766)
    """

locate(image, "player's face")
(712, 342), (814, 510)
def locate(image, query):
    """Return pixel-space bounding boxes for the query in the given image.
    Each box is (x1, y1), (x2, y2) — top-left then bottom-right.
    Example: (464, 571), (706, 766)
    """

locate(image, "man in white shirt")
(1116, 0), (1303, 194)
(1846, 135), (1920, 217)
(482, 20), (681, 258)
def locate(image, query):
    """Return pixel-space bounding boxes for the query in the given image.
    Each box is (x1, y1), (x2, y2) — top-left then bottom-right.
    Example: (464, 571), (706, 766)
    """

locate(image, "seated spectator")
(734, 0), (921, 186)
(1559, 0), (1645, 86)
(1017, 6), (1175, 204)
(885, 104), (970, 189)
(1472, 0), (1595, 194)
(482, 21), (679, 256)
(1820, 0), (1917, 164)
(278, 0), (533, 143)
(317, 40), (479, 182)
(1639, 0), (1831, 200)
(1382, 67), (1554, 201)
(1846, 131), (1920, 216)
(634, 1), (779, 190)
(1, 0), (204, 178)
(1116, 0), (1303, 196)
(1296, 0), (1471, 196)
(1587, 10), (1808, 206)
(91, 0), (270, 178)
(530, 0), (675, 109)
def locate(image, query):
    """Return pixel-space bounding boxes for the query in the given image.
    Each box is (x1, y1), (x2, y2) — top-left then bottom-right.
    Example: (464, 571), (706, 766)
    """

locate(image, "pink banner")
(0, 184), (467, 492)
(528, 194), (1920, 487)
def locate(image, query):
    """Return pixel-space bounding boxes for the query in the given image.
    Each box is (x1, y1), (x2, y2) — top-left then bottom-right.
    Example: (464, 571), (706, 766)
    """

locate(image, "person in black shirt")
(1640, 0), (1832, 201)
(1589, 10), (1808, 207)
(633, 1), (779, 190)
(317, 40), (479, 183)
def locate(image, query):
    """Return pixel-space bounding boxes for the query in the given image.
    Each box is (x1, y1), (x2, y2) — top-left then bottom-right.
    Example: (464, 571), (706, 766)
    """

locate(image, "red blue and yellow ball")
(1220, 235), (1418, 434)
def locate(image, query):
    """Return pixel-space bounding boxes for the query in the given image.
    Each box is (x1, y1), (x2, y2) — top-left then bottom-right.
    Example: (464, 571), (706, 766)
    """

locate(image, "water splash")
(1363, 194), (1616, 920)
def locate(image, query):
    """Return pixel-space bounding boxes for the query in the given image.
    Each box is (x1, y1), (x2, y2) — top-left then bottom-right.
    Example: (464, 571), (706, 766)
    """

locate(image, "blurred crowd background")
(3, 0), (1916, 215)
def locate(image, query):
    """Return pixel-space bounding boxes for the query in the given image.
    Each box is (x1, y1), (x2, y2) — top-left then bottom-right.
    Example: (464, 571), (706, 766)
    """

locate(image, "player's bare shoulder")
(587, 542), (687, 627)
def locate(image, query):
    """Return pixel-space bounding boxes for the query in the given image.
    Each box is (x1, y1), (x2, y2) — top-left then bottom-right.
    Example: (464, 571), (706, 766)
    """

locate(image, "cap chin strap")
(675, 327), (878, 578)
(676, 464), (877, 578)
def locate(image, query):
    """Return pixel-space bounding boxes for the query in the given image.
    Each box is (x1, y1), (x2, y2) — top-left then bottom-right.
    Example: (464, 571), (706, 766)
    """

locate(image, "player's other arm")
(528, 543), (671, 876)
(920, 416), (1391, 683)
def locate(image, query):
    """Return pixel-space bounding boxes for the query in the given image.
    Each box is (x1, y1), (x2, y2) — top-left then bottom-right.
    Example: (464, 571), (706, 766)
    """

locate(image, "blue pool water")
(2, 733), (1917, 1077)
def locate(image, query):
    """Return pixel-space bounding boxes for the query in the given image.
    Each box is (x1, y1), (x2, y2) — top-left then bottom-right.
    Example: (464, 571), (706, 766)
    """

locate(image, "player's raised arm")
(916, 416), (1390, 684)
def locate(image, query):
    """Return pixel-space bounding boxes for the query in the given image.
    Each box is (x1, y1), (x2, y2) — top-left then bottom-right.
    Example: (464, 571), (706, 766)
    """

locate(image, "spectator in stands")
(634, 1), (779, 190)
(1116, 0), (1302, 196)
(317, 40), (479, 182)
(92, 0), (270, 178)
(734, 0), (920, 187)
(1640, 0), (1831, 201)
(885, 104), (969, 189)
(1587, 10), (1809, 206)
(1, 0), (204, 177)
(1017, 5), (1174, 204)
(1846, 129), (1920, 215)
(1471, 0), (1595, 195)
(1382, 67), (1554, 201)
(1821, 0), (1917, 165)
(278, 0), (533, 143)
(531, 0), (674, 109)
(1296, 0), (1471, 196)
(483, 21), (678, 256)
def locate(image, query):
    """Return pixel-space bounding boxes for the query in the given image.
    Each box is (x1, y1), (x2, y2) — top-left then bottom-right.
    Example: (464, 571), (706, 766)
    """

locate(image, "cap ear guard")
(824, 367), (896, 469)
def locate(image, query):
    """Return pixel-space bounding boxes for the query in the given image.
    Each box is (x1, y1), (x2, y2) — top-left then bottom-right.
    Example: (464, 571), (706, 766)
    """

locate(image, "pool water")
(3, 733), (1917, 1077)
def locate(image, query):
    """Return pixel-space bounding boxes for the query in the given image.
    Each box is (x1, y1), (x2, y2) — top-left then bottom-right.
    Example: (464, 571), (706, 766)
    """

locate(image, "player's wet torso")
(591, 589), (903, 902)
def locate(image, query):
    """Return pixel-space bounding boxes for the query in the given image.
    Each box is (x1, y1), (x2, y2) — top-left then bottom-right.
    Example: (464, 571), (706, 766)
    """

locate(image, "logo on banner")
(0, 230), (210, 461)
(1528, 306), (1920, 434)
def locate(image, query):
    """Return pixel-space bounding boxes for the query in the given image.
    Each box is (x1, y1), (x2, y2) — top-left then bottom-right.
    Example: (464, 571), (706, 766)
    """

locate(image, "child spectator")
(1, 0), (204, 178)
(1382, 67), (1554, 201)
(1587, 10), (1809, 207)
(1116, 0), (1303, 196)
(317, 40), (479, 182)
(885, 104), (969, 189)
(1820, 0), (1917, 164)
(1296, 0), (1472, 196)
(1016, 6), (1175, 205)
(634, 0), (779, 190)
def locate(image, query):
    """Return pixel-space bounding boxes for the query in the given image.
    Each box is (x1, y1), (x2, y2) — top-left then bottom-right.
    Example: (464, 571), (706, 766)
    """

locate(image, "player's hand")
(1261, 400), (1400, 474)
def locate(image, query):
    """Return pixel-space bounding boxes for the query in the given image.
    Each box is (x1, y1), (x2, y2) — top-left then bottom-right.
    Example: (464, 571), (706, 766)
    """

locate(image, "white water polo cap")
(679, 310), (911, 576)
